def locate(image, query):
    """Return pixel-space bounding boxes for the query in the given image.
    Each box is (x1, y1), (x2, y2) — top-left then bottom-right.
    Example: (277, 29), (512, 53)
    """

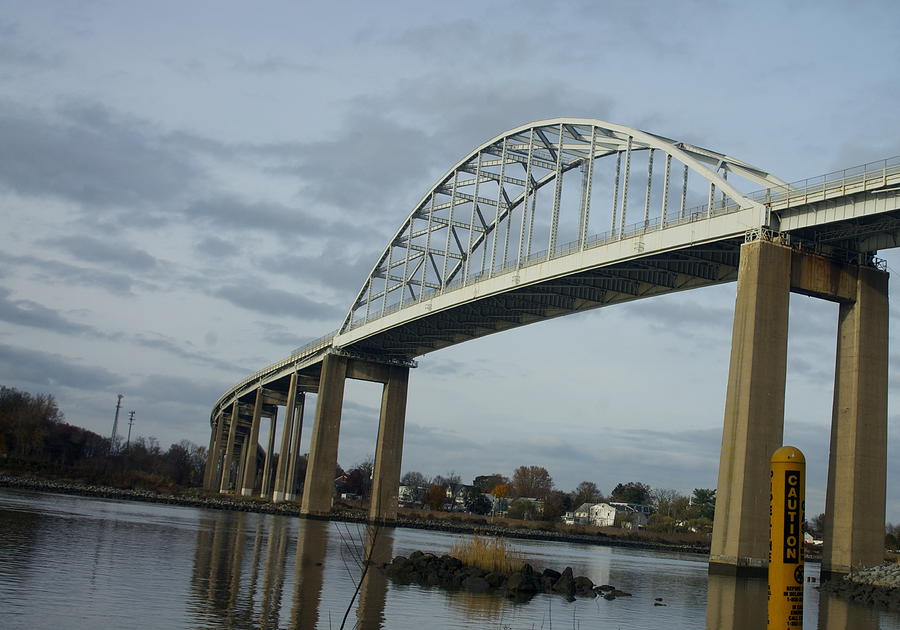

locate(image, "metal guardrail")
(212, 330), (337, 413)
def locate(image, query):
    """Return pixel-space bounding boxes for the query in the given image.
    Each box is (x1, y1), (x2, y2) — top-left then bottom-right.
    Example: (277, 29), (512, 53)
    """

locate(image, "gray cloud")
(229, 54), (314, 75)
(195, 236), (234, 259)
(183, 195), (368, 243)
(0, 20), (61, 71)
(259, 246), (372, 295)
(53, 235), (159, 272)
(213, 281), (341, 320)
(0, 342), (124, 391)
(0, 287), (104, 337)
(0, 252), (140, 294)
(0, 100), (201, 208)
(131, 333), (244, 373)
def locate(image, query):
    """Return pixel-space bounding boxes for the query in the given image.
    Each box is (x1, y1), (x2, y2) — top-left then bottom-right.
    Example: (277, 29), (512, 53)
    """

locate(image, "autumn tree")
(491, 483), (510, 498)
(424, 485), (447, 510)
(511, 465), (554, 499)
(473, 473), (508, 493)
(610, 481), (651, 504)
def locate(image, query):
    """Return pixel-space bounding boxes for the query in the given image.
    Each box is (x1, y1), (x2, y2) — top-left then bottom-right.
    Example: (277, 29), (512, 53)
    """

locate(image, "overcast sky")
(2, 1), (900, 520)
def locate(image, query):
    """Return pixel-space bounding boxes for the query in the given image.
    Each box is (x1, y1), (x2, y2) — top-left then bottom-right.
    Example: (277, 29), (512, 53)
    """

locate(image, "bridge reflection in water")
(188, 513), (891, 629)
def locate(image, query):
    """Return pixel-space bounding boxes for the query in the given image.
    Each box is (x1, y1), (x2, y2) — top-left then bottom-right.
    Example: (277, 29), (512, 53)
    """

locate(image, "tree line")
(0, 386), (206, 491)
(399, 464), (717, 530)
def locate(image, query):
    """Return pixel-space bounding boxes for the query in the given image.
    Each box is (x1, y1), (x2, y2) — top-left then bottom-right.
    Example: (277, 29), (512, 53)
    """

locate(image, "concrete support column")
(203, 416), (218, 490)
(205, 412), (227, 490)
(284, 393), (306, 501)
(368, 366), (409, 522)
(260, 410), (278, 497)
(241, 388), (264, 496)
(301, 354), (348, 516)
(235, 437), (247, 493)
(823, 266), (889, 576)
(273, 372), (298, 503)
(710, 239), (791, 576)
(219, 402), (240, 493)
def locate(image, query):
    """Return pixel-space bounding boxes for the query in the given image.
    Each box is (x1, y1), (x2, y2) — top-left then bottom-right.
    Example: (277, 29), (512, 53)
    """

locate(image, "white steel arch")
(341, 118), (787, 334)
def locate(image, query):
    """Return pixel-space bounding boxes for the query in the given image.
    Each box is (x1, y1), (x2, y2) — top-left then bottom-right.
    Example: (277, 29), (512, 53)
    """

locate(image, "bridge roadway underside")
(348, 239), (744, 361)
(709, 238), (888, 577)
(202, 237), (888, 577)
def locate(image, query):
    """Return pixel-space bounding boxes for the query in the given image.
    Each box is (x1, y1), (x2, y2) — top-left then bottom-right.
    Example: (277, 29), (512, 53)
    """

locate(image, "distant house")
(609, 502), (651, 528)
(589, 503), (618, 527)
(563, 502), (650, 528)
(398, 485), (421, 506)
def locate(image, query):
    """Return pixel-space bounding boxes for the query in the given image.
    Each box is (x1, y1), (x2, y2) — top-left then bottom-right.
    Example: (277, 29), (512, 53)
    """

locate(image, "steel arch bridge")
(205, 117), (900, 579)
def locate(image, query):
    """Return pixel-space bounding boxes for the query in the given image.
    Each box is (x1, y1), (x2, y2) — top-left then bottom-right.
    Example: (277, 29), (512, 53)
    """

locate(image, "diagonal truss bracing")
(342, 118), (785, 334)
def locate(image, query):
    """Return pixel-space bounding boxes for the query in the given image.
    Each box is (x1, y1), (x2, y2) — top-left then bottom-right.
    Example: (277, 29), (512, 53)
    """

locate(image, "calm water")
(1, 489), (898, 629)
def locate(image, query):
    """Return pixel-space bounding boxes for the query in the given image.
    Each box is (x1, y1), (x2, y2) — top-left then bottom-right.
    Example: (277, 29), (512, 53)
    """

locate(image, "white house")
(589, 503), (618, 527)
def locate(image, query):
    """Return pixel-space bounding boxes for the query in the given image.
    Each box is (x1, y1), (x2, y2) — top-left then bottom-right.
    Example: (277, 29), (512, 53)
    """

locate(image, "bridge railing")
(345, 155), (900, 331)
(748, 156), (900, 208)
(213, 329), (337, 412)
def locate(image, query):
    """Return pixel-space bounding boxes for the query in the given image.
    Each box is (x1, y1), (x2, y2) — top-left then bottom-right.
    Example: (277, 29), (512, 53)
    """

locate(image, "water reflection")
(818, 587), (877, 630)
(355, 525), (393, 630)
(705, 574), (766, 630)
(290, 519), (328, 629)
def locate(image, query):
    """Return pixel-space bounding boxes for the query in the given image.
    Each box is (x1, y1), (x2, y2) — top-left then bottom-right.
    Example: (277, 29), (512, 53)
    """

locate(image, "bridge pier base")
(822, 265), (888, 577)
(301, 354), (348, 516)
(369, 366), (409, 523)
(710, 239), (790, 577)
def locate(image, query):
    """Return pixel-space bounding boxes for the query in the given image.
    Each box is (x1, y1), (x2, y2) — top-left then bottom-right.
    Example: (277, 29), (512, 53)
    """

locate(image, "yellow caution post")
(768, 446), (805, 629)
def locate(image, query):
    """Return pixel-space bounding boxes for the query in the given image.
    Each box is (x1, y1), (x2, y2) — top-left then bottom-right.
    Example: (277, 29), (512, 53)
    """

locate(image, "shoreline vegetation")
(8, 471), (900, 612)
(0, 472), (711, 556)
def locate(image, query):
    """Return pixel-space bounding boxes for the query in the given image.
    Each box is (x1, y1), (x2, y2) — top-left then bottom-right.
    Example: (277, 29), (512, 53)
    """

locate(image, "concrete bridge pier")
(822, 265), (888, 577)
(284, 393), (306, 501)
(368, 365), (409, 523)
(240, 389), (264, 496)
(710, 239), (790, 576)
(260, 410), (277, 497)
(301, 354), (348, 516)
(300, 353), (410, 521)
(710, 237), (888, 577)
(218, 402), (240, 493)
(272, 372), (298, 503)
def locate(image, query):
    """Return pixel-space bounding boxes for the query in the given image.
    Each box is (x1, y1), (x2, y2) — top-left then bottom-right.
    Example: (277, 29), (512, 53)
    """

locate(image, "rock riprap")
(382, 551), (634, 603)
(819, 562), (900, 611)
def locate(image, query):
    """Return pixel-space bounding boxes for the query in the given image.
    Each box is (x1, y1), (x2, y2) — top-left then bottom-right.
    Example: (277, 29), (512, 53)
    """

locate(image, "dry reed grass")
(449, 534), (524, 575)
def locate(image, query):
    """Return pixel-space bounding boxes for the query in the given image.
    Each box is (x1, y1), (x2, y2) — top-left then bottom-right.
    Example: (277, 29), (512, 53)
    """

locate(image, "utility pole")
(110, 394), (123, 453)
(126, 410), (135, 450)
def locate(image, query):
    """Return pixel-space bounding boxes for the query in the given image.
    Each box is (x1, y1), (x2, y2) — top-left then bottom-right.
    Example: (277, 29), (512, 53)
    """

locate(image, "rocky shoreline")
(818, 563), (900, 611)
(383, 551), (652, 605)
(0, 473), (709, 556)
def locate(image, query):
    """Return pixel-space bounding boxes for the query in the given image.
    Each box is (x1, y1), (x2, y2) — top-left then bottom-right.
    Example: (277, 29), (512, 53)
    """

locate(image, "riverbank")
(0, 473), (715, 557)
(819, 562), (900, 611)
